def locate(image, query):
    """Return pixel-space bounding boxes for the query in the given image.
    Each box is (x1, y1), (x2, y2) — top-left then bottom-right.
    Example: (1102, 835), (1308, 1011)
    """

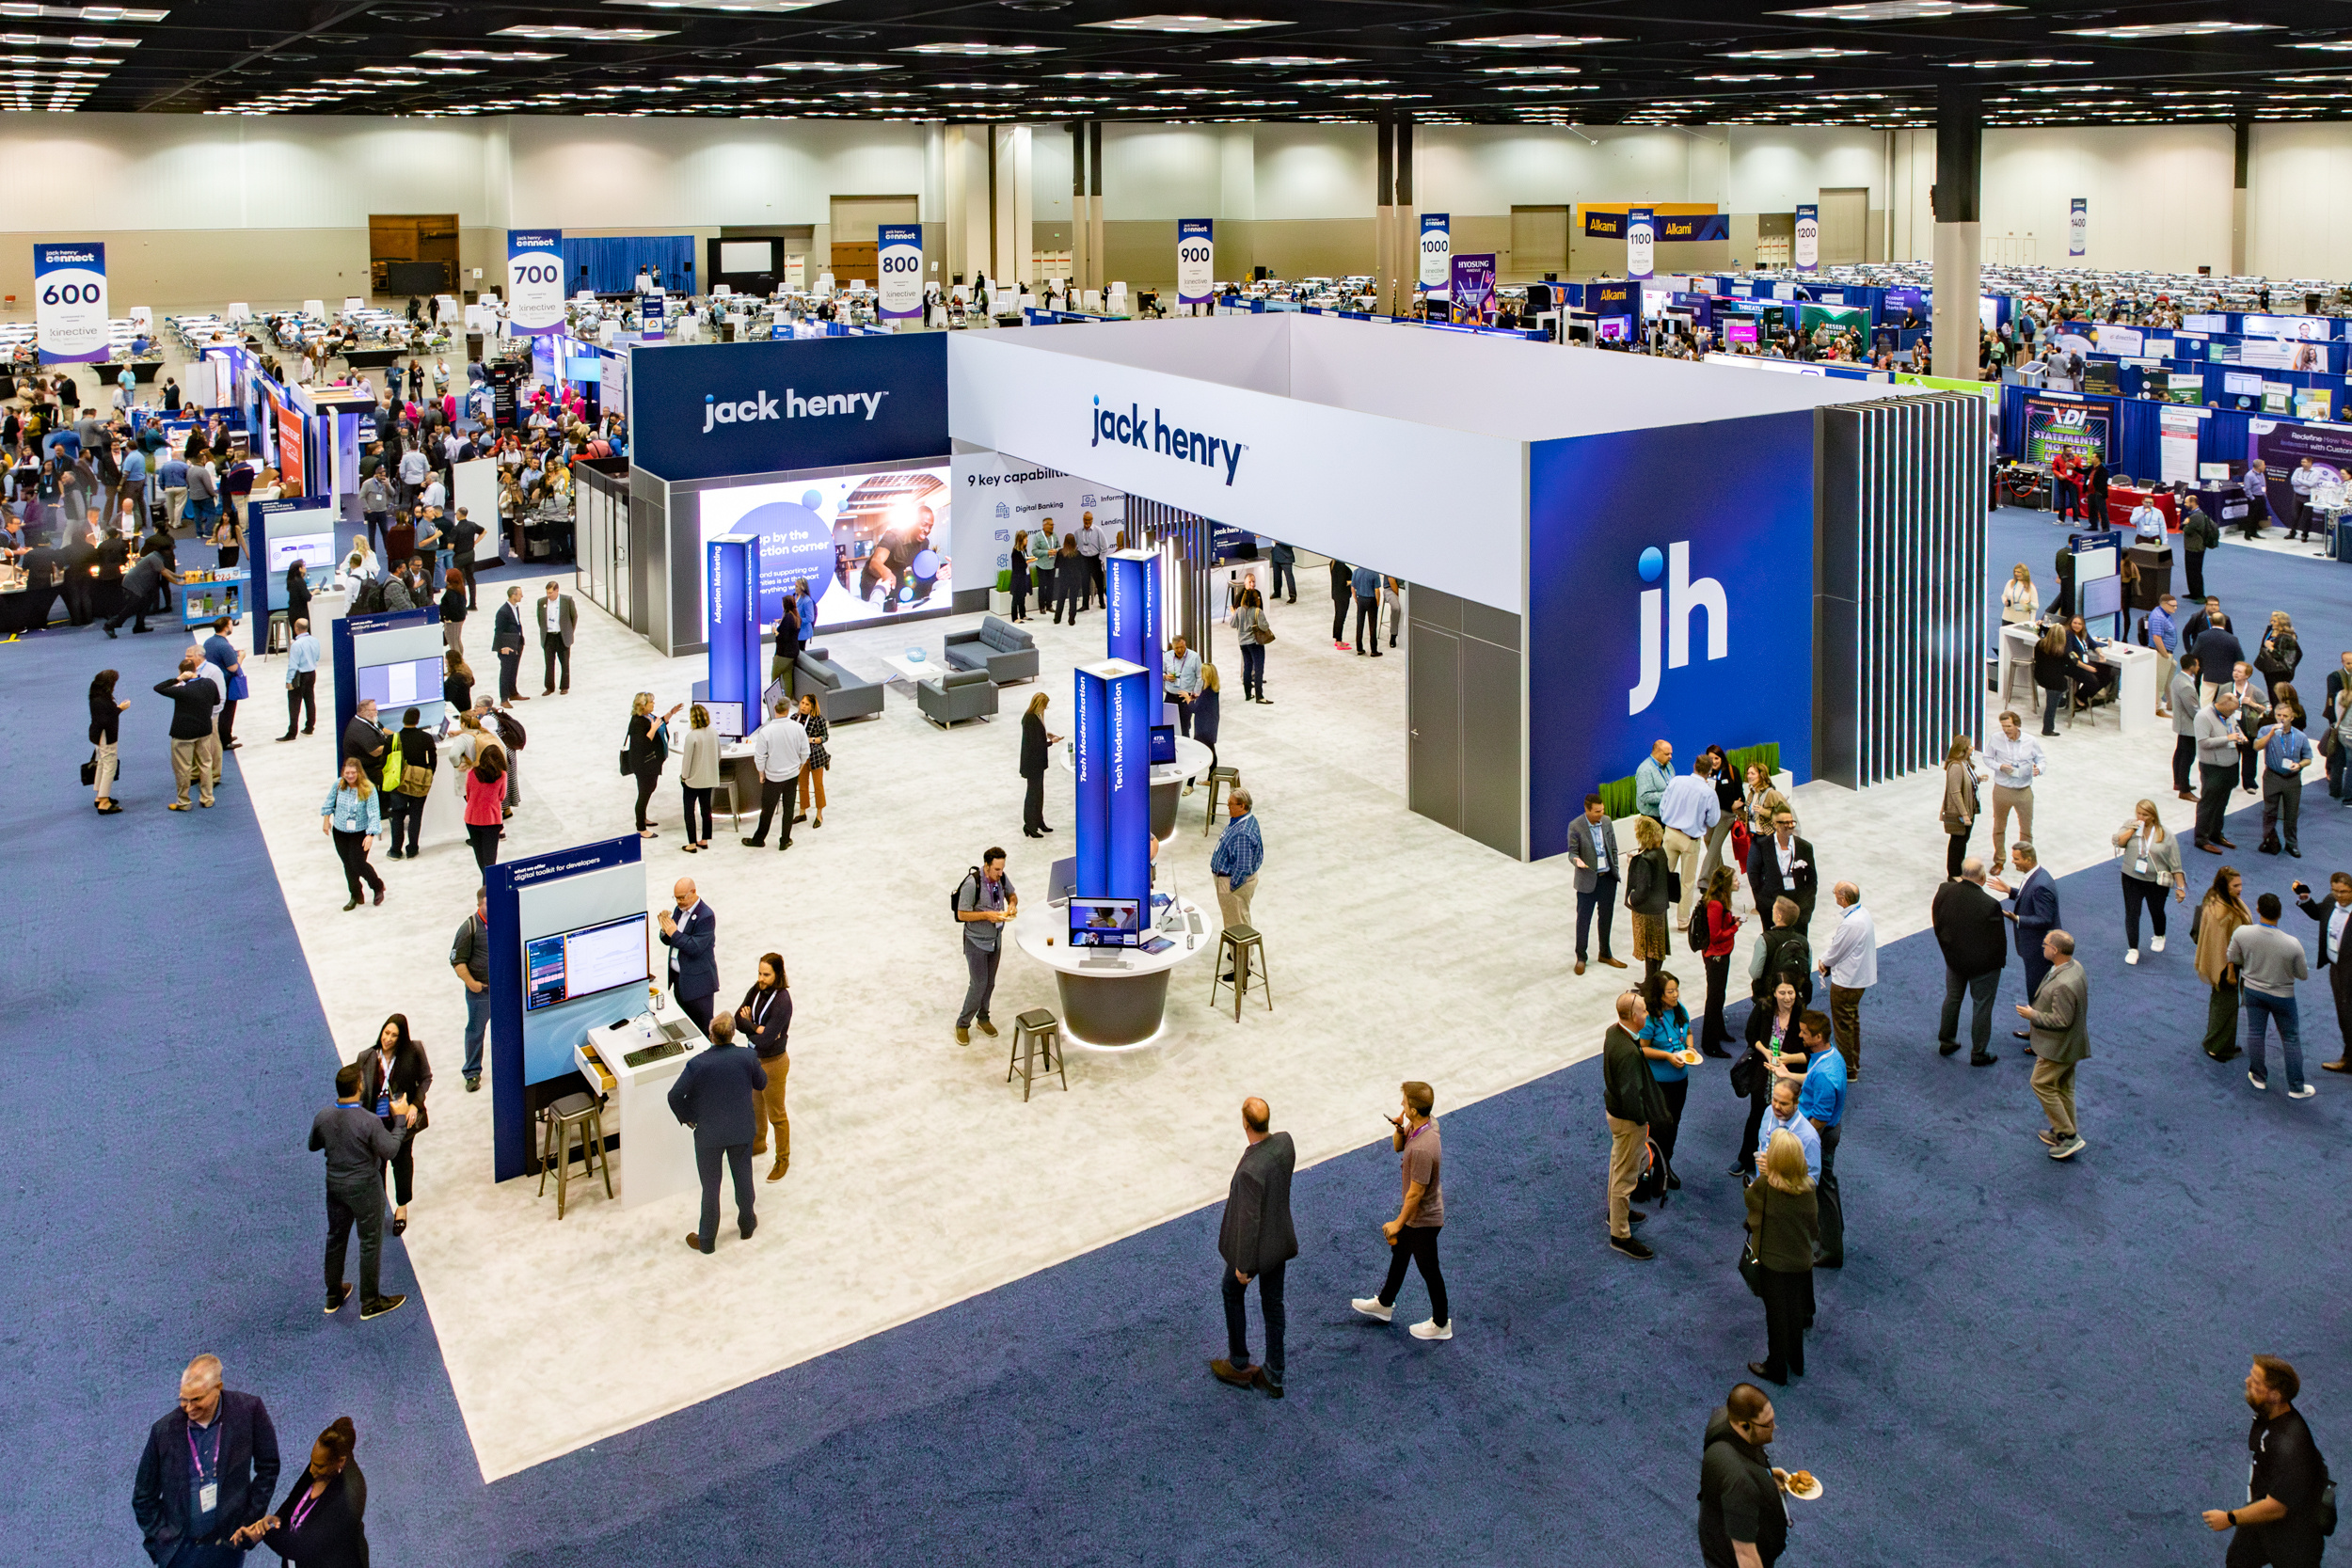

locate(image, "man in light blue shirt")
(2256, 708), (2314, 857)
(1775, 1012), (1846, 1266)
(2130, 496), (2166, 544)
(1633, 739), (1674, 822)
(1976, 711), (2046, 875)
(2145, 593), (2180, 715)
(1753, 1075), (1821, 1182)
(1658, 754), (1722, 924)
(281, 618), (321, 739)
(1165, 633), (1203, 739)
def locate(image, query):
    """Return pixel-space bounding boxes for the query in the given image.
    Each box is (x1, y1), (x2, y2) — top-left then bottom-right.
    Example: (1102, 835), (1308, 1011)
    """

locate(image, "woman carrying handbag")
(1742, 1129), (1820, 1386)
(1234, 585), (1274, 704)
(1941, 733), (1984, 880)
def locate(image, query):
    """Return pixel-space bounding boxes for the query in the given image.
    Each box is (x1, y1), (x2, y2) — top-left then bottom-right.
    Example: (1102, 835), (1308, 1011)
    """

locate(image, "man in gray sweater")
(2169, 654), (2203, 802)
(2229, 892), (2314, 1097)
(308, 1061), (412, 1319)
(2016, 928), (2090, 1161)
(2194, 694), (2243, 852)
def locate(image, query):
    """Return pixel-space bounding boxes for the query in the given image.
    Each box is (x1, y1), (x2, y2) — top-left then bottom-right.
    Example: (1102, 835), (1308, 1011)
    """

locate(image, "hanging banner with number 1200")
(507, 230), (564, 336)
(876, 223), (923, 320)
(1176, 218), (1215, 306)
(35, 242), (108, 363)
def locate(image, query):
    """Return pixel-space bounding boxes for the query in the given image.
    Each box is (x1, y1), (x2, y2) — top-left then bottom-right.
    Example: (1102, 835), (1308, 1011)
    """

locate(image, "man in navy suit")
(2295, 872), (2352, 1073)
(1989, 843), (2060, 1041)
(1744, 805), (1820, 932)
(666, 1011), (767, 1254)
(132, 1354), (279, 1567)
(658, 877), (719, 1037)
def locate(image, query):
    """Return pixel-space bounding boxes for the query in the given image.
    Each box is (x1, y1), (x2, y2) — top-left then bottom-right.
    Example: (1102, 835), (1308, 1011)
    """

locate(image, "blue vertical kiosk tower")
(705, 534), (765, 721)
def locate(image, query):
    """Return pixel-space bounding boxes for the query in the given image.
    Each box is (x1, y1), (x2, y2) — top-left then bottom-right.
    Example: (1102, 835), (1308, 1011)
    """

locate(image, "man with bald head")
(658, 877), (719, 1037)
(1602, 990), (1658, 1261)
(1211, 1096), (1296, 1399)
(133, 1354), (280, 1567)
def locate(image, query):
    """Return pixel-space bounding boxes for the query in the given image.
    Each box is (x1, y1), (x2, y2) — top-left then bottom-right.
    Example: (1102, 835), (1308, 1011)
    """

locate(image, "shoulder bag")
(1738, 1184), (1767, 1297)
(1728, 1044), (1760, 1100)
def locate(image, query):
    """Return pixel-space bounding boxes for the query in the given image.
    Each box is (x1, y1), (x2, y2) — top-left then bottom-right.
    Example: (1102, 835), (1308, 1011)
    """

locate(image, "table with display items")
(1013, 893), (1212, 1047)
(572, 1010), (705, 1209)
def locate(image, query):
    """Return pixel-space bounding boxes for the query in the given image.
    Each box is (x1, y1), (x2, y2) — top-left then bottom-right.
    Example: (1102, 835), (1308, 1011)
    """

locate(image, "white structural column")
(942, 124), (989, 287)
(1930, 85), (1981, 385)
(993, 124), (1033, 287)
(1070, 120), (1089, 293)
(2231, 117), (2249, 277)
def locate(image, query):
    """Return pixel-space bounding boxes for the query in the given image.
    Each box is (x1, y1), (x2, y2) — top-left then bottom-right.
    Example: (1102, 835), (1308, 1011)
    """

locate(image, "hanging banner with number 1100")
(35, 242), (108, 363)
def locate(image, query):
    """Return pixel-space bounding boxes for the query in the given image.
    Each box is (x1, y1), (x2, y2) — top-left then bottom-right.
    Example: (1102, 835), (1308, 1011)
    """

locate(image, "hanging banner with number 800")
(876, 223), (923, 320)
(35, 242), (108, 363)
(507, 230), (564, 336)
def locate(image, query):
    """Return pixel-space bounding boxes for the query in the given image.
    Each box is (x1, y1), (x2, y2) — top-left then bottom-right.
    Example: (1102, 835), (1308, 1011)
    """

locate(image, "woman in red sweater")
(1696, 864), (1744, 1056)
(463, 747), (506, 869)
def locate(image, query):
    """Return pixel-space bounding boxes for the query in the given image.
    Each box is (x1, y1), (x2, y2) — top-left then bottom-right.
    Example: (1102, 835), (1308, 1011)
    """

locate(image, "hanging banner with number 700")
(35, 242), (108, 364)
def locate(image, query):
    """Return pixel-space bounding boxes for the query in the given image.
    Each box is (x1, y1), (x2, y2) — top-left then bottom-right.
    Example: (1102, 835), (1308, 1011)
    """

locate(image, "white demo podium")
(2094, 640), (2160, 736)
(575, 1011), (704, 1210)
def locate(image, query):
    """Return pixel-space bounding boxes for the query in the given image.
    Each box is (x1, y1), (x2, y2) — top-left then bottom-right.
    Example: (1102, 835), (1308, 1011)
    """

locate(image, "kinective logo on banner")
(1627, 542), (1728, 716)
(703, 388), (890, 433)
(1090, 395), (1244, 485)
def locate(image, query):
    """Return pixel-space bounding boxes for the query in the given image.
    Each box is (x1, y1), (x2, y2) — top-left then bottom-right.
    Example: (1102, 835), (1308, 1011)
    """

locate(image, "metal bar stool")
(536, 1091), (611, 1218)
(1210, 924), (1272, 1021)
(1008, 1008), (1068, 1101)
(1200, 766), (1241, 833)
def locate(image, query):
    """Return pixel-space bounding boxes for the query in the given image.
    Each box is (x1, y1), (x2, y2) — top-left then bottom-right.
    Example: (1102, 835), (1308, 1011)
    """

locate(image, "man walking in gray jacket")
(2194, 694), (2244, 851)
(2016, 929), (2090, 1161)
(1211, 1096), (1297, 1399)
(2170, 654), (2203, 801)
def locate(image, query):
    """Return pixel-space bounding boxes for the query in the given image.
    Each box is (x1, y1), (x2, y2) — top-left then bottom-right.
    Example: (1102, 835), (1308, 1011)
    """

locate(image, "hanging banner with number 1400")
(507, 230), (564, 336)
(35, 242), (108, 363)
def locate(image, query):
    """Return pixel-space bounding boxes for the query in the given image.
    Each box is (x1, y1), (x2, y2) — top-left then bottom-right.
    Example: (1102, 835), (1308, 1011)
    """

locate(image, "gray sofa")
(794, 647), (885, 722)
(917, 666), (999, 727)
(945, 614), (1039, 684)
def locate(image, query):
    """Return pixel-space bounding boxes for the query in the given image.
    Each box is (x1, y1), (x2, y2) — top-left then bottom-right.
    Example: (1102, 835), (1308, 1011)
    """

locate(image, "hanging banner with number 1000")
(507, 230), (564, 336)
(35, 242), (108, 363)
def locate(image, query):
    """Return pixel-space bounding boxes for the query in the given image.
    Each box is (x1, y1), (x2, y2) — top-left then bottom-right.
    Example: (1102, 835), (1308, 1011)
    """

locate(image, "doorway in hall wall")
(1508, 205), (1569, 283)
(828, 195), (918, 289)
(370, 214), (458, 298)
(1817, 188), (1869, 266)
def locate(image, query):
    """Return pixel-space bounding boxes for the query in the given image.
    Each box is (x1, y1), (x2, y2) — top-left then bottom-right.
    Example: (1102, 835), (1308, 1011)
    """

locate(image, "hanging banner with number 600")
(507, 230), (564, 336)
(1176, 218), (1215, 306)
(876, 223), (923, 320)
(35, 242), (108, 363)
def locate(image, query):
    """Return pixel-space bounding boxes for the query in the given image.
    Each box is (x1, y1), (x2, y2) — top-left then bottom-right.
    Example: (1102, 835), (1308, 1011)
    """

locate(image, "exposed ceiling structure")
(27, 1), (2352, 127)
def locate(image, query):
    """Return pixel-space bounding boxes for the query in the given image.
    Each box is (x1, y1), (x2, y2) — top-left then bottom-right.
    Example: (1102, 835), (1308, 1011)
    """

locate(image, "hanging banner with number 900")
(35, 243), (108, 364)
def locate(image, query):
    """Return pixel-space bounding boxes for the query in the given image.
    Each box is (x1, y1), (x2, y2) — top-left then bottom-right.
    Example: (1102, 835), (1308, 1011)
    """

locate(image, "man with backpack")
(953, 850), (1017, 1046)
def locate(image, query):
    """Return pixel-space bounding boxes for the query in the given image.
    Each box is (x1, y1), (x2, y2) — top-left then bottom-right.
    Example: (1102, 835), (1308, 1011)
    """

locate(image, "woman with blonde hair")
(1940, 734), (1984, 879)
(1019, 689), (1059, 838)
(626, 690), (681, 837)
(1743, 1127), (1819, 1386)
(1626, 816), (1672, 988)
(2256, 610), (2302, 690)
(2193, 864), (2251, 1060)
(2000, 562), (2038, 626)
(2113, 797), (2185, 965)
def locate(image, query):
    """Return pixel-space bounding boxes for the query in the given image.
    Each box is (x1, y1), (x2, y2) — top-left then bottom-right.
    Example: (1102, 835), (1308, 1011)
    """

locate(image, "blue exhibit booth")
(947, 312), (1987, 862)
(329, 604), (444, 744)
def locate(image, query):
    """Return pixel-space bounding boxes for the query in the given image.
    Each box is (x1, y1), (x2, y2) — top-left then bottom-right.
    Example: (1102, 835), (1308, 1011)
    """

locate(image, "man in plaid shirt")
(1210, 786), (1263, 943)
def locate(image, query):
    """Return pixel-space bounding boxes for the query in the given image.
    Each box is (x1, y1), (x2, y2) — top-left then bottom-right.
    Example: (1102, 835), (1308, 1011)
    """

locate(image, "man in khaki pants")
(1601, 991), (1656, 1261)
(1210, 786), (1263, 933)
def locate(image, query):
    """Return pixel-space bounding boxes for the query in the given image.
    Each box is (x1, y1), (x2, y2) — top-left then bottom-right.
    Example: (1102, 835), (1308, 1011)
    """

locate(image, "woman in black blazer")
(437, 567), (467, 657)
(1019, 691), (1060, 838)
(1007, 529), (1030, 622)
(246, 1418), (368, 1568)
(738, 951), (794, 1180)
(1053, 536), (1087, 625)
(626, 691), (681, 836)
(2032, 621), (2072, 736)
(359, 1014), (431, 1236)
(89, 667), (127, 814)
(284, 562), (311, 637)
(1734, 974), (1804, 1179)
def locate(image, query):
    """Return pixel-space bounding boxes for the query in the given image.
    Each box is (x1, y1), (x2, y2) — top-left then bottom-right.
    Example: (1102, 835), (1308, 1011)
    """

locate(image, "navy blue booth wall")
(626, 332), (950, 656)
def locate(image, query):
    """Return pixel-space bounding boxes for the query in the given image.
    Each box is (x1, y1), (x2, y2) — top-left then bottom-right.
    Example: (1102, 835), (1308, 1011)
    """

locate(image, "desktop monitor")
(702, 699), (746, 739)
(357, 656), (444, 713)
(1069, 896), (1142, 947)
(524, 911), (652, 1013)
(1149, 723), (1176, 766)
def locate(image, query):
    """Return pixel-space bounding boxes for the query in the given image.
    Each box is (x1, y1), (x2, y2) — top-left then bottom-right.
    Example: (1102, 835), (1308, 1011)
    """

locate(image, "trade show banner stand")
(1072, 657), (1152, 918)
(251, 497), (342, 650)
(1104, 549), (1164, 714)
(487, 836), (648, 1182)
(34, 241), (108, 364)
(330, 606), (444, 747)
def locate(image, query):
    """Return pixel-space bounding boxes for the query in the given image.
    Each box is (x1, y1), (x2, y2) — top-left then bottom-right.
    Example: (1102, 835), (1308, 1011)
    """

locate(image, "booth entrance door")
(1408, 628), (1463, 829)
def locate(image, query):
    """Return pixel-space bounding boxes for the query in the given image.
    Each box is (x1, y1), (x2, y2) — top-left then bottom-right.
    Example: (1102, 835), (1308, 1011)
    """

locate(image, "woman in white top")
(2000, 563), (2039, 626)
(675, 703), (722, 853)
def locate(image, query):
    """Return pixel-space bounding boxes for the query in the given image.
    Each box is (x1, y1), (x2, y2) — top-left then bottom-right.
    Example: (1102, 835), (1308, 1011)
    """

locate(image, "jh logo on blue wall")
(1628, 542), (1727, 716)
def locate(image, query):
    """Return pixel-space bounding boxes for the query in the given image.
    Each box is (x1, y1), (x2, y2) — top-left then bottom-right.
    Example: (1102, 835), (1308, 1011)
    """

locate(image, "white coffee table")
(879, 650), (944, 687)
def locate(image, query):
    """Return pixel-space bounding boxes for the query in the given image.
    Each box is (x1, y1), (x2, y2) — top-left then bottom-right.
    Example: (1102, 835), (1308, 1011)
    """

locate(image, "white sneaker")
(2124, 949), (2139, 965)
(1409, 1318), (1454, 1340)
(2249, 1071), (2269, 1091)
(1350, 1297), (1392, 1323)
(2290, 1084), (2318, 1100)
(2151, 935), (2167, 953)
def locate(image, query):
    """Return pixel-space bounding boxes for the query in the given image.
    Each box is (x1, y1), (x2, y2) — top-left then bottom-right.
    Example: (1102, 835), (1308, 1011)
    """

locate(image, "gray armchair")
(794, 647), (885, 722)
(945, 614), (1039, 685)
(917, 666), (999, 727)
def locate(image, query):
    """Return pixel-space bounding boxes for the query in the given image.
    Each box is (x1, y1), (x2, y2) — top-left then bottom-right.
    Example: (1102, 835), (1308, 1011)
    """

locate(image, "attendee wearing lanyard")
(2295, 873), (2352, 1074)
(2112, 799), (2186, 966)
(1977, 712), (2045, 878)
(1775, 1011), (1847, 1270)
(133, 1354), (281, 1568)
(2256, 705), (2314, 859)
(737, 952), (795, 1180)
(246, 1417), (369, 1566)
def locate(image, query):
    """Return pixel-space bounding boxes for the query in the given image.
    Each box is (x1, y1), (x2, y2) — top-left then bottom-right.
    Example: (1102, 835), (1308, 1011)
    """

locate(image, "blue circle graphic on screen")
(1638, 546), (1665, 582)
(910, 548), (940, 579)
(803, 490), (822, 510)
(731, 499), (836, 622)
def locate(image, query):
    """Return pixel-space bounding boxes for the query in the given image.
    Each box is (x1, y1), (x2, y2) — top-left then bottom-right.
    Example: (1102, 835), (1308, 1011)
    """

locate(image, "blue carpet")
(8, 528), (2351, 1566)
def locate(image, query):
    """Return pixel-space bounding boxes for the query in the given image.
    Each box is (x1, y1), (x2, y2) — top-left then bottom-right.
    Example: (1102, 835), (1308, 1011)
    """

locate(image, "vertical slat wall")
(1127, 496), (1216, 661)
(1820, 392), (1986, 789)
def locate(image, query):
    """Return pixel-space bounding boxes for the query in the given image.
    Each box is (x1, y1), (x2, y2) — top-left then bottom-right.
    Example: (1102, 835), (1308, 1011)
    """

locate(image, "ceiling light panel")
(1771, 1), (2010, 18)
(606, 0), (820, 11)
(1453, 34), (1617, 48)
(491, 24), (671, 41)
(1219, 55), (1349, 66)
(2058, 21), (2276, 39)
(1717, 46), (1878, 59)
(892, 41), (1056, 55)
(1082, 15), (1288, 33)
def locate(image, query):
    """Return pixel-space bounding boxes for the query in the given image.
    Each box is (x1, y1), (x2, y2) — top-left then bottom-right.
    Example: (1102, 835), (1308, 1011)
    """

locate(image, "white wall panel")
(2248, 125), (2352, 280)
(1978, 125), (2233, 274)
(502, 119), (930, 229)
(1100, 125), (1225, 219)
(1251, 123), (1374, 219)
(1418, 126), (1723, 213)
(1729, 128), (1888, 211)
